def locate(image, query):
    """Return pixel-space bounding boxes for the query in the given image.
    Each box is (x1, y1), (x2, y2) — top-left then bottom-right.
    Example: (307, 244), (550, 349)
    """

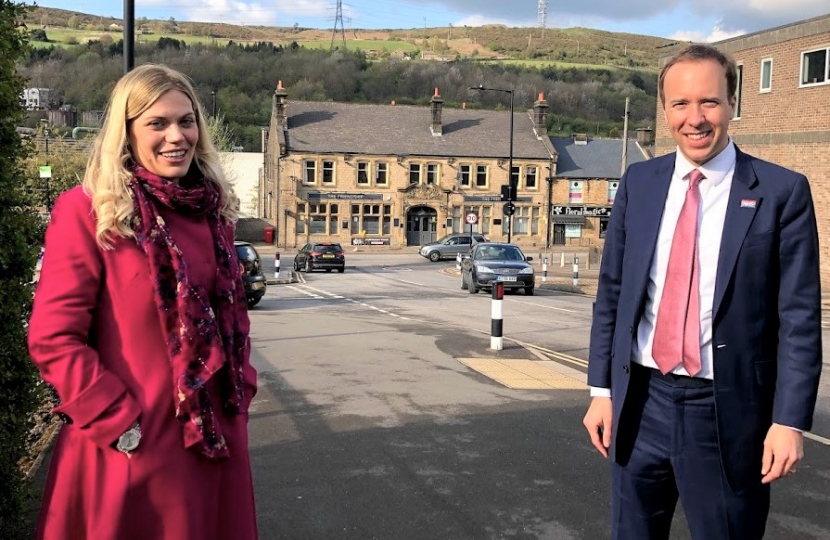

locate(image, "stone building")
(655, 13), (830, 284)
(263, 86), (556, 249)
(550, 132), (650, 245)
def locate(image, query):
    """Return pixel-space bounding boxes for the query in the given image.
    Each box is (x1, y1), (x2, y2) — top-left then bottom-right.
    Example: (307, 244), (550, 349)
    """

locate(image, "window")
(350, 203), (390, 235)
(568, 181), (583, 204)
(322, 160), (335, 185)
(608, 181), (619, 204)
(510, 166), (520, 188)
(309, 203), (328, 234)
(426, 163), (439, 185)
(303, 160), (316, 184)
(599, 218), (609, 239)
(375, 162), (388, 186)
(565, 224), (582, 238)
(459, 164), (472, 188)
(512, 206), (530, 234)
(734, 64), (743, 119)
(760, 58), (772, 92)
(531, 206), (539, 235)
(329, 204), (338, 234)
(475, 164), (487, 188)
(383, 204), (392, 234)
(801, 48), (829, 86)
(296, 203), (306, 234)
(357, 161), (370, 185)
(525, 166), (538, 189)
(482, 206), (491, 235)
(362, 204), (381, 234)
(409, 163), (421, 185)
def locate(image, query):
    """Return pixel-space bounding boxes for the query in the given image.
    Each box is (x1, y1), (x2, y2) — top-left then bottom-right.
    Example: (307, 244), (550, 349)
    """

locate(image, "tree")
(0, 2), (44, 538)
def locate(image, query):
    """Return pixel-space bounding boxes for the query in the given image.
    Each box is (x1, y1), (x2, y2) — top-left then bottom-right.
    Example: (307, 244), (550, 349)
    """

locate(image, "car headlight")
(519, 267), (534, 275)
(476, 265), (494, 273)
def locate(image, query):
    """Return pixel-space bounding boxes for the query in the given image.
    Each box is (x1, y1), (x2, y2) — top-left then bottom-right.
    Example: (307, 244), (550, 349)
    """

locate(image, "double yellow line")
(509, 339), (589, 369)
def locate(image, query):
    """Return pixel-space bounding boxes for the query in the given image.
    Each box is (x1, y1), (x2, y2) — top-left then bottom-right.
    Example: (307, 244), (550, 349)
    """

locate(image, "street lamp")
(470, 84), (514, 243)
(42, 123), (52, 211)
(210, 90), (217, 117)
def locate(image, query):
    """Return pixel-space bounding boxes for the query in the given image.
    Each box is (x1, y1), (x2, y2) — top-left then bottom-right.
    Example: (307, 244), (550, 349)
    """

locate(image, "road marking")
(458, 358), (586, 390)
(510, 340), (589, 368)
(509, 301), (580, 313)
(805, 432), (830, 446)
(286, 286), (324, 299)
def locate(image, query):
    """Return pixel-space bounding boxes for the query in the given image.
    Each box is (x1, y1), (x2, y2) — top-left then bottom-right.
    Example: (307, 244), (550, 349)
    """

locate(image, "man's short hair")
(658, 44), (738, 107)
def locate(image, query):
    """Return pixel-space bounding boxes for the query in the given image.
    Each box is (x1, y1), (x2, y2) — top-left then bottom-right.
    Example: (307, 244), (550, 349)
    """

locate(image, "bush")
(0, 2), (45, 538)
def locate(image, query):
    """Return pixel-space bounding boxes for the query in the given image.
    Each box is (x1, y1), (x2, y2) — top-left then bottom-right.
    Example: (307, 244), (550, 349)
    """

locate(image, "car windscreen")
(314, 244), (342, 253)
(236, 245), (258, 261)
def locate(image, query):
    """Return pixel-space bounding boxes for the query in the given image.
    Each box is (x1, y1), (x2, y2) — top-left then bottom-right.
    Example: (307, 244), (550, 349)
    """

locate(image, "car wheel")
(428, 251), (441, 262)
(468, 277), (479, 294)
(525, 286), (535, 296)
(337, 267), (345, 274)
(325, 269), (332, 273)
(247, 298), (260, 309)
(461, 273), (468, 290)
(305, 260), (312, 273)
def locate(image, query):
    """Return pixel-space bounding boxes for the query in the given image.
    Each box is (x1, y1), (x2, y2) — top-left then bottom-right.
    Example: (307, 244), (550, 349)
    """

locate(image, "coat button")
(623, 364), (630, 374)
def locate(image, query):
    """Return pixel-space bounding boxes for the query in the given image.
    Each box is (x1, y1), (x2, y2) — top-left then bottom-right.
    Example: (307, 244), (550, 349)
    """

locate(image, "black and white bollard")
(572, 256), (579, 287)
(542, 255), (548, 283)
(490, 281), (504, 350)
(456, 252), (462, 270)
(275, 252), (281, 279)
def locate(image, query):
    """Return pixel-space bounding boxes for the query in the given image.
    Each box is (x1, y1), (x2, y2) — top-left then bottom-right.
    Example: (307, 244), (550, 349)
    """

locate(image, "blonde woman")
(29, 64), (258, 540)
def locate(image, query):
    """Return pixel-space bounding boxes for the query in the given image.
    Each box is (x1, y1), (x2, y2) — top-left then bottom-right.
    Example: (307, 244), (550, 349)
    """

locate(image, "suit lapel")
(630, 155), (674, 318)
(713, 149), (759, 320)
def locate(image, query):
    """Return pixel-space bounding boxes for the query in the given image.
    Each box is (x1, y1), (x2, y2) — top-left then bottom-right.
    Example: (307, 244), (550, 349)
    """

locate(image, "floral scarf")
(130, 164), (246, 461)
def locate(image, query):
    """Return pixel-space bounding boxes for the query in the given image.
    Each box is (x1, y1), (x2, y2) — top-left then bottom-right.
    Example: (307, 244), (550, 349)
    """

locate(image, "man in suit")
(583, 43), (822, 540)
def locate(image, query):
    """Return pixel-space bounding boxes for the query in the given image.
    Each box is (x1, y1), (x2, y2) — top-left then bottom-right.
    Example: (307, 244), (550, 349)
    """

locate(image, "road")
(247, 253), (830, 540)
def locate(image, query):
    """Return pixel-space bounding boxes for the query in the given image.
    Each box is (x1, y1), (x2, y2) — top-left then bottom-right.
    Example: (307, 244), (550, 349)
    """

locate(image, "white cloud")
(671, 21), (747, 43)
(139, 0), (330, 26)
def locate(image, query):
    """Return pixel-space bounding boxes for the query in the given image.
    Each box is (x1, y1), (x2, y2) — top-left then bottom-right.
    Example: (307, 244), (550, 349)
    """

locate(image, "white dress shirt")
(591, 141), (736, 397)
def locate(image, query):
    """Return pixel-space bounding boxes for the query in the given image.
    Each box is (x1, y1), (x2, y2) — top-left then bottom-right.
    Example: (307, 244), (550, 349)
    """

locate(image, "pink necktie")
(652, 169), (703, 376)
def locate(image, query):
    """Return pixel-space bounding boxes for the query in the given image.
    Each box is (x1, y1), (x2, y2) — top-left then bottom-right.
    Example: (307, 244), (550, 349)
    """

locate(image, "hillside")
(23, 6), (686, 70)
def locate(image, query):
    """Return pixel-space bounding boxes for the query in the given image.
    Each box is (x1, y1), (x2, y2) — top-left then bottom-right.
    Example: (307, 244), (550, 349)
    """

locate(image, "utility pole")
(124, 0), (134, 72)
(621, 97), (630, 176)
(330, 0), (346, 50)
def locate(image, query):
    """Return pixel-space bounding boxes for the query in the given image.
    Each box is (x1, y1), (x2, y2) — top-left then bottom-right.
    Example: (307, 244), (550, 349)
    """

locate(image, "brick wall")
(655, 16), (830, 286)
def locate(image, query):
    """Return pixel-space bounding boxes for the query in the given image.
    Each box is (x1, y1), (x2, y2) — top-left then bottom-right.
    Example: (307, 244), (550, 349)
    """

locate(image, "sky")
(34, 0), (829, 43)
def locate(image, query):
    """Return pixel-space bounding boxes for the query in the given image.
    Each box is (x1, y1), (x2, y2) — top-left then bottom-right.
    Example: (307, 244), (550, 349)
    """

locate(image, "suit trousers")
(611, 363), (770, 540)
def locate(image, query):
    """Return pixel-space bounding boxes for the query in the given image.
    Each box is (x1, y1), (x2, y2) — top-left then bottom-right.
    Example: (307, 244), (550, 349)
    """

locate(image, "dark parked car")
(461, 242), (535, 295)
(419, 233), (488, 262)
(294, 242), (346, 273)
(235, 241), (267, 308)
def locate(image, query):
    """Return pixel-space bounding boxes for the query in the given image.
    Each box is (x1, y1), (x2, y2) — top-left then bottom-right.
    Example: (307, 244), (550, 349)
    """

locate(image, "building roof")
(550, 136), (648, 179)
(284, 100), (552, 161)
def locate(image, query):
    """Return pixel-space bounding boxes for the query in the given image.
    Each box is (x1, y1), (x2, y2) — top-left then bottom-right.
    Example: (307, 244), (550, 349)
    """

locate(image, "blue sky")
(34, 0), (829, 42)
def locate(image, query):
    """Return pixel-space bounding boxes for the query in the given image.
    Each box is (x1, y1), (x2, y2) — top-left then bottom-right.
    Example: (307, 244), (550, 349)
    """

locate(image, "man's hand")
(761, 423), (804, 484)
(583, 397), (613, 458)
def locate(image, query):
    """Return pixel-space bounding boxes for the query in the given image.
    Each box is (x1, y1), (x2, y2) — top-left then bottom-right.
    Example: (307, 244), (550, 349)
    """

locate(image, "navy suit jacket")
(588, 147), (822, 491)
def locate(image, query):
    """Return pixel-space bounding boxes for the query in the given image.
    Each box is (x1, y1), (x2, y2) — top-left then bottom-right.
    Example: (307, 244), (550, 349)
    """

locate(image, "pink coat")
(28, 187), (258, 540)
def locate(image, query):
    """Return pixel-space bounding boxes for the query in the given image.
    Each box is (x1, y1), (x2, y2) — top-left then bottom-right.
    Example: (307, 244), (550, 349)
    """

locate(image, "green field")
(29, 27), (419, 54)
(290, 39), (418, 52)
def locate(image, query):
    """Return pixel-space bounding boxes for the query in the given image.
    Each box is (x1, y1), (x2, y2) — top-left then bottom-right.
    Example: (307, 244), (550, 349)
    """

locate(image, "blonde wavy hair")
(82, 63), (238, 248)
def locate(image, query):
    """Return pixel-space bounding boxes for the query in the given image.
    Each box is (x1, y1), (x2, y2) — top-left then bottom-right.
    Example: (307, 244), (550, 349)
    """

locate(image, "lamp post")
(43, 124), (51, 211)
(211, 90), (217, 117)
(470, 84), (514, 242)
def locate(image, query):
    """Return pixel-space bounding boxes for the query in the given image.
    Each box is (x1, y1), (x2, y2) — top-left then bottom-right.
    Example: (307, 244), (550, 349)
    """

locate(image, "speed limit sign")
(465, 212), (478, 225)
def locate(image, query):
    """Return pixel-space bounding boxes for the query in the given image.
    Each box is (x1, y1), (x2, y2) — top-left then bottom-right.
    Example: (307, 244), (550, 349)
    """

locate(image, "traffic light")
(503, 201), (515, 216)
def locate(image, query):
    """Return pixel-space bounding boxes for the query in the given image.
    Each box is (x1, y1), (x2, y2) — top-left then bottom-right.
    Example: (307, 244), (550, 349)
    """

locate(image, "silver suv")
(419, 233), (488, 262)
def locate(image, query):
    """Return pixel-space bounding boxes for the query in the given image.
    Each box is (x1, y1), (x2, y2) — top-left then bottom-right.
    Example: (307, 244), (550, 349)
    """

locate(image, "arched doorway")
(406, 206), (438, 246)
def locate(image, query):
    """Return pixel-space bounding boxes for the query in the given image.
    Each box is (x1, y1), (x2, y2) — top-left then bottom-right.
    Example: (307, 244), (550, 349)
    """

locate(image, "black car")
(294, 242), (346, 273)
(235, 241), (267, 308)
(461, 242), (535, 295)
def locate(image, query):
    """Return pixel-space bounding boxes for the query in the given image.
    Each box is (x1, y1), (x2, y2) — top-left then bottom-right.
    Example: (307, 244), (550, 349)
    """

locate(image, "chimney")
(274, 80), (288, 127)
(533, 92), (549, 138)
(430, 87), (444, 136)
(636, 127), (653, 147)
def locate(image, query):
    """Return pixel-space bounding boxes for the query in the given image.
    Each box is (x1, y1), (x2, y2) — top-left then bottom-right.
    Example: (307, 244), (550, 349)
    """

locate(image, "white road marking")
(804, 432), (830, 446)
